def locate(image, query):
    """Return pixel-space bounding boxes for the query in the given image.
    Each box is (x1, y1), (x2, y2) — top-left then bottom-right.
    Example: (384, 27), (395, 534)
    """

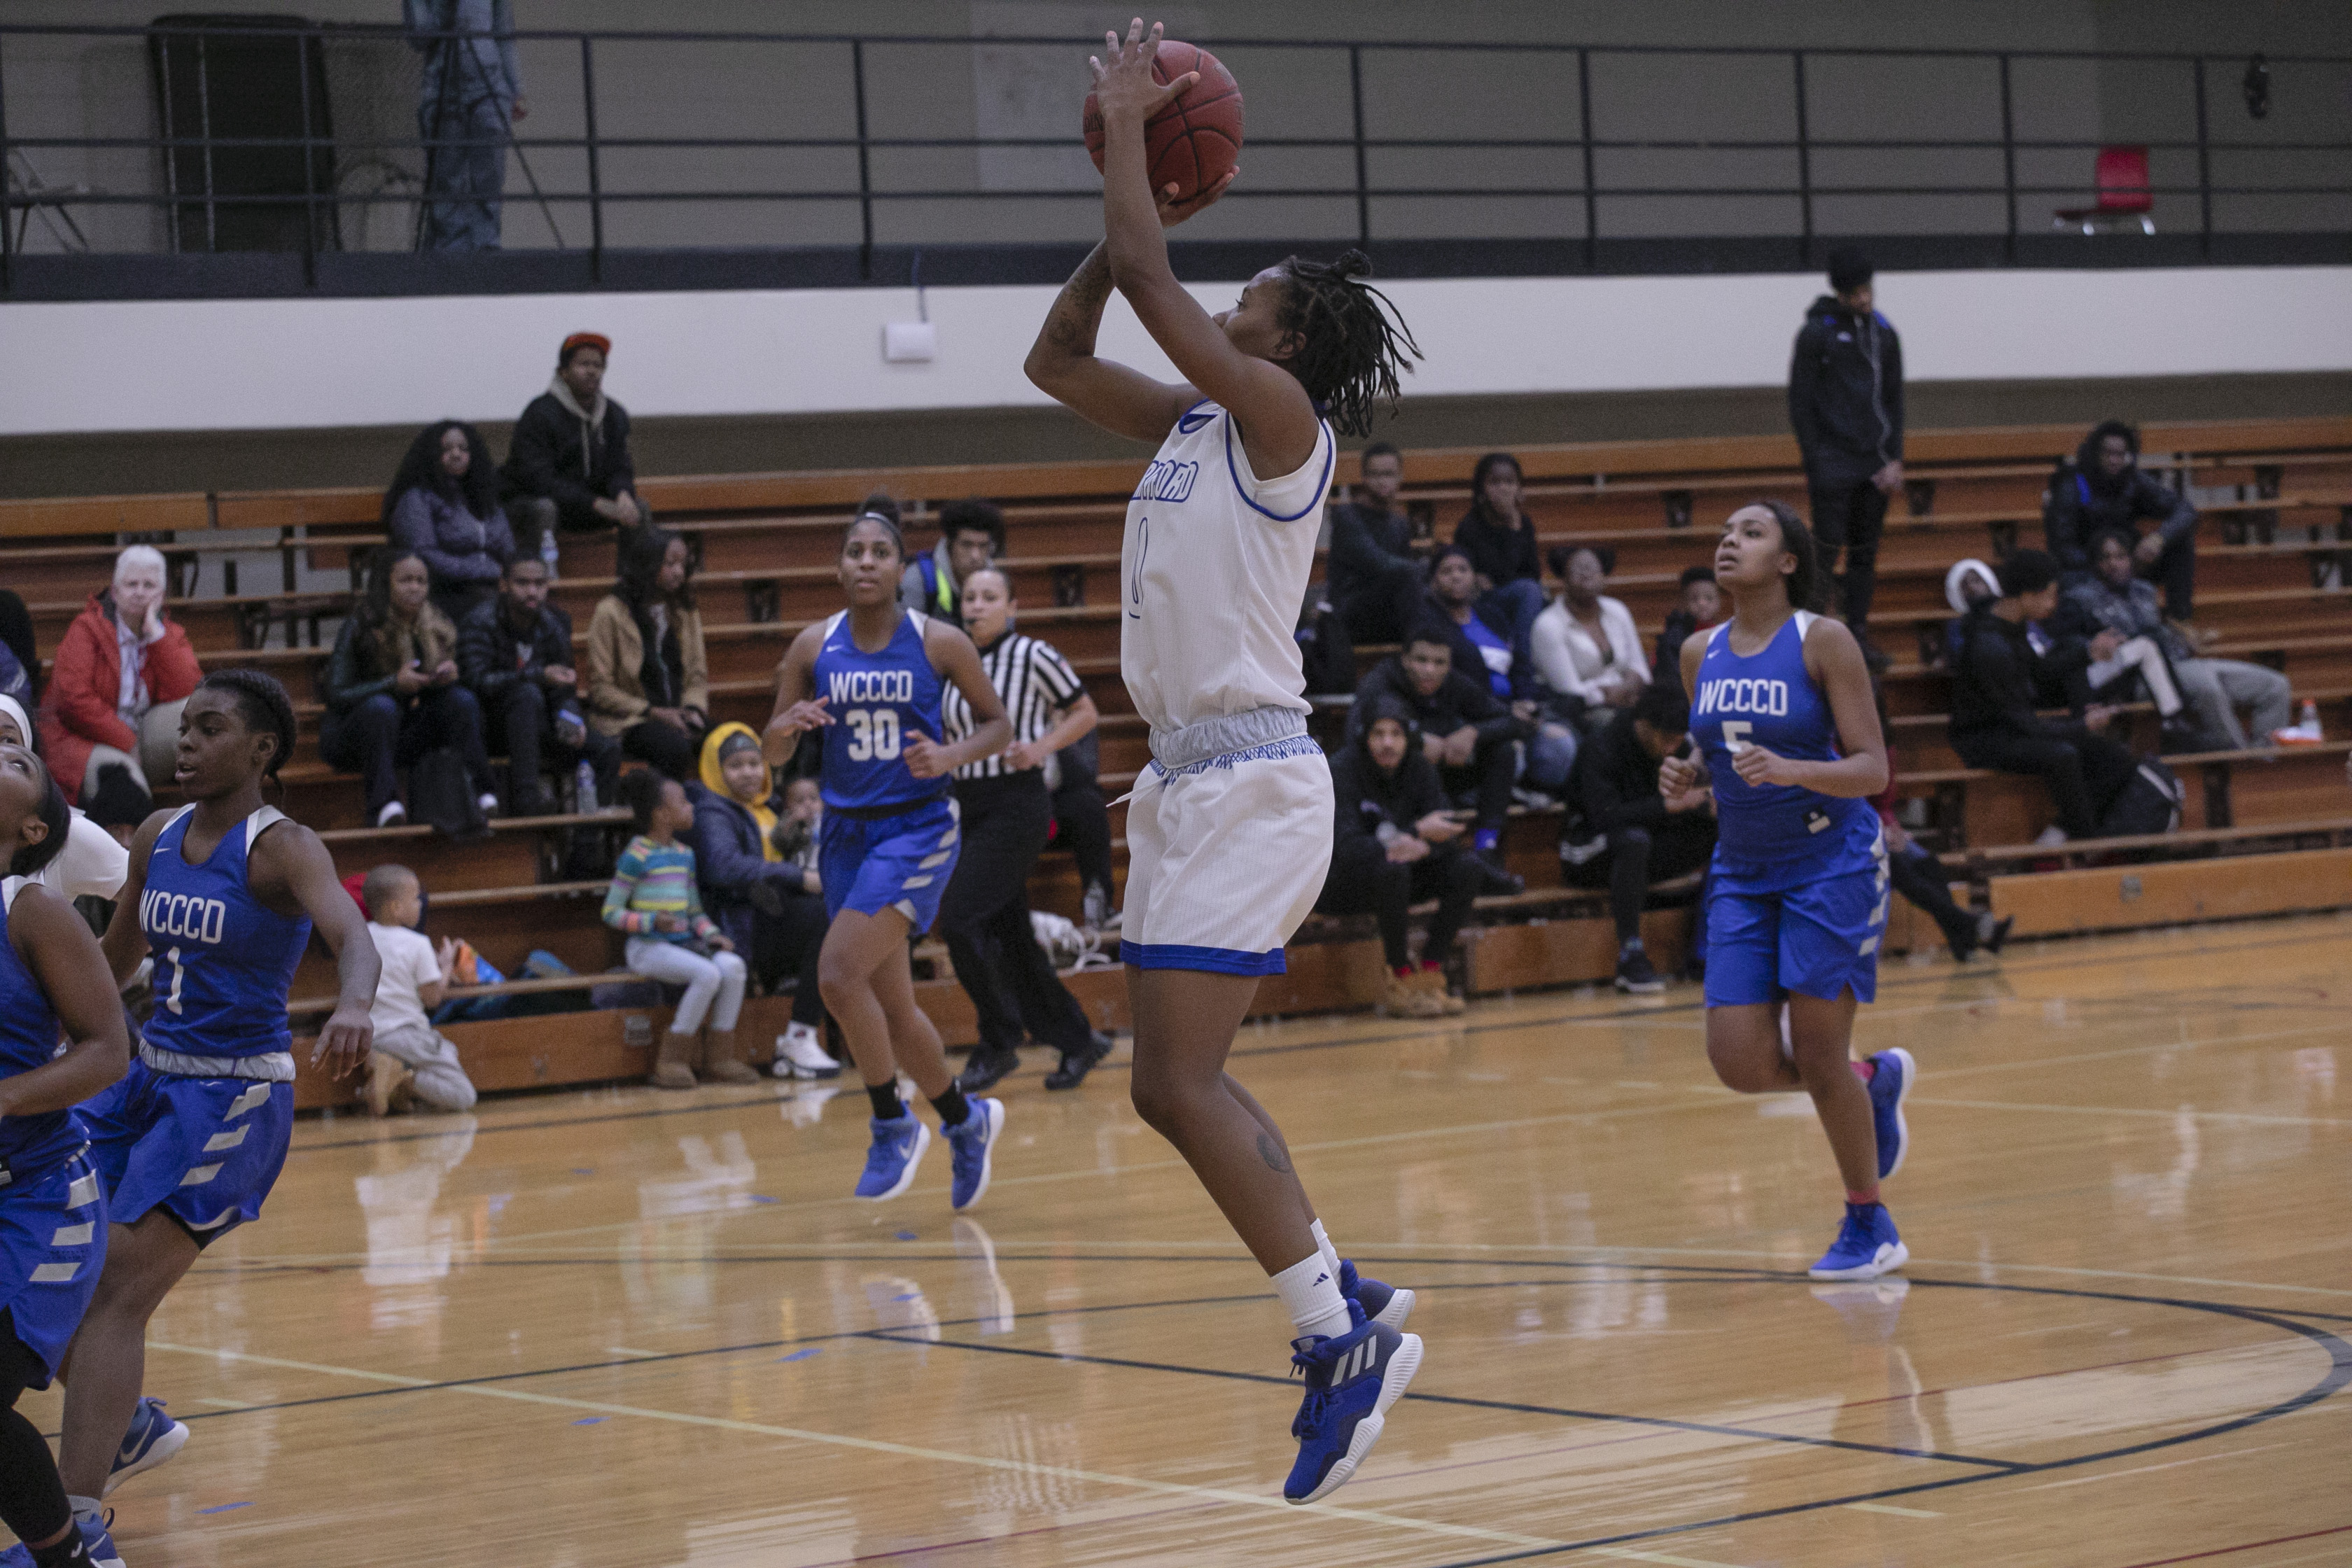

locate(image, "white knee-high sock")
(1273, 1250), (1353, 1340)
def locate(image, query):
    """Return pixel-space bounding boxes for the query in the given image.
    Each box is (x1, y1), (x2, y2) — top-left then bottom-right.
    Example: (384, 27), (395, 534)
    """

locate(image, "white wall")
(5, 265), (2349, 437)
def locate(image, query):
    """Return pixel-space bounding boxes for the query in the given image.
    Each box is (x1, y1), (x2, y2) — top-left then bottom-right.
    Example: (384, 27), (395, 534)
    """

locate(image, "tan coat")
(583, 594), (709, 738)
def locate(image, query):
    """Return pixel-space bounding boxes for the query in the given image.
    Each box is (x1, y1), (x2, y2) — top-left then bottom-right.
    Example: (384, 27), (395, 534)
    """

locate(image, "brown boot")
(365, 1051), (405, 1116)
(388, 1063), (419, 1114)
(1383, 969), (1446, 1019)
(648, 1029), (699, 1090)
(1420, 966), (1466, 1016)
(699, 1026), (760, 1086)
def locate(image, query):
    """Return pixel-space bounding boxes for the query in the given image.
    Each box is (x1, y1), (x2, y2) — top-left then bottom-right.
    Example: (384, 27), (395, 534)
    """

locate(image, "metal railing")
(2, 22), (2347, 292)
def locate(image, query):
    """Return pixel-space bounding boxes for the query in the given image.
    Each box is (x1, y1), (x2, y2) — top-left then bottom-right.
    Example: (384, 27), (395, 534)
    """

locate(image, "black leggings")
(1564, 818), (1717, 943)
(1954, 727), (2138, 839)
(752, 890), (830, 1027)
(1809, 476), (1891, 629)
(1889, 844), (1977, 951)
(1049, 744), (1114, 899)
(1318, 836), (1485, 970)
(0, 1314), (69, 1553)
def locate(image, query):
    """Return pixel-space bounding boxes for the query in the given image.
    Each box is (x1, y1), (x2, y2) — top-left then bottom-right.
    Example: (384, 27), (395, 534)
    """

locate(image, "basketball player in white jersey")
(1025, 20), (1425, 1503)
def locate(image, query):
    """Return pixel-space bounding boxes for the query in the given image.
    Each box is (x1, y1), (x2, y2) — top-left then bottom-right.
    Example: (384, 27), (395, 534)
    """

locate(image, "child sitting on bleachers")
(360, 864), (479, 1115)
(606, 769), (755, 1090)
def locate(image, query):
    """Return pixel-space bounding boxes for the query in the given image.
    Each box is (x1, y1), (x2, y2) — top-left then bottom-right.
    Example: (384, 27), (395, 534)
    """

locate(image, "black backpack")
(410, 746), (489, 840)
(2100, 757), (2185, 839)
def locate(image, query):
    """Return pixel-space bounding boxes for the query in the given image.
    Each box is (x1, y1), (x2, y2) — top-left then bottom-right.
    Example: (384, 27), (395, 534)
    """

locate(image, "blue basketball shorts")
(1702, 860), (1889, 1009)
(820, 796), (961, 934)
(0, 1147), (106, 1385)
(82, 1060), (295, 1246)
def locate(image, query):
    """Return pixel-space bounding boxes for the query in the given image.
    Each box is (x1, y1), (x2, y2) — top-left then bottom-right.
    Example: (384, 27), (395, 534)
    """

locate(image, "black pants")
(1889, 844), (1976, 951)
(941, 774), (1094, 1055)
(1809, 476), (1891, 629)
(2142, 523), (2199, 621)
(1050, 745), (1114, 901)
(484, 680), (622, 811)
(1318, 834), (1485, 970)
(0, 589), (36, 680)
(621, 714), (701, 780)
(1336, 559), (1427, 648)
(752, 888), (830, 1026)
(1562, 817), (1717, 942)
(320, 685), (493, 817)
(1954, 727), (2138, 839)
(1437, 730), (1516, 836)
(0, 1310), (70, 1553)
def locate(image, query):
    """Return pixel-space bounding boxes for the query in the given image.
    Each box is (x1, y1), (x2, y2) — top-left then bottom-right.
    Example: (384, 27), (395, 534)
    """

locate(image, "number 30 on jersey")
(843, 707), (902, 762)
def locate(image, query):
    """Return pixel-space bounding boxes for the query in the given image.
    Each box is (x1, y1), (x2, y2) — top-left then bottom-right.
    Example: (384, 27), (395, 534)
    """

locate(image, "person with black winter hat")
(1317, 695), (1485, 1018)
(1947, 550), (2138, 845)
(1788, 248), (1904, 636)
(2043, 419), (2200, 621)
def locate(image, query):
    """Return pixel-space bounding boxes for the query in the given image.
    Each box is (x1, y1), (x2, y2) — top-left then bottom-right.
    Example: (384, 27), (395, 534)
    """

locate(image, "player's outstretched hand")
(314, 1002), (374, 1079)
(772, 697), (832, 736)
(1730, 743), (1800, 788)
(902, 735), (948, 779)
(1091, 19), (1196, 125)
(1156, 169), (1237, 227)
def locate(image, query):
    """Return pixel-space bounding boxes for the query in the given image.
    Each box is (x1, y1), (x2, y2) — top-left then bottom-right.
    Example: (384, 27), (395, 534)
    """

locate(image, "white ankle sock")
(1309, 1218), (1341, 1282)
(1273, 1249), (1352, 1340)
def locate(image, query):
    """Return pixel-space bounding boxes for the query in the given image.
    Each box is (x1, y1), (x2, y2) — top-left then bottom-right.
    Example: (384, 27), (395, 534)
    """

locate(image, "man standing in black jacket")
(1327, 442), (1426, 646)
(1947, 550), (2136, 846)
(458, 554), (620, 814)
(1789, 248), (1904, 637)
(1558, 683), (1714, 994)
(2043, 419), (2200, 620)
(1349, 629), (1529, 892)
(502, 332), (647, 539)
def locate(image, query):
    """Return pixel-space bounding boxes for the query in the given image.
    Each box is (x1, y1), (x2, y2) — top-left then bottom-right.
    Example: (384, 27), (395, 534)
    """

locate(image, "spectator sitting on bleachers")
(687, 722), (836, 1081)
(606, 769), (755, 1089)
(386, 419), (515, 623)
(1651, 565), (1723, 696)
(0, 693), (128, 900)
(766, 776), (841, 1078)
(1558, 682), (1714, 995)
(38, 545), (200, 820)
(2044, 419), (2199, 620)
(322, 547), (499, 828)
(1327, 441), (1424, 648)
(502, 332), (644, 538)
(1532, 545), (1650, 729)
(1425, 546), (1518, 699)
(0, 589), (34, 705)
(458, 552), (619, 814)
(358, 863), (479, 1116)
(1317, 694), (1482, 1020)
(1349, 628), (1528, 893)
(2057, 528), (2292, 753)
(1450, 452), (1548, 696)
(897, 496), (1002, 626)
(1949, 550), (2138, 846)
(585, 525), (708, 780)
(1940, 559), (2002, 664)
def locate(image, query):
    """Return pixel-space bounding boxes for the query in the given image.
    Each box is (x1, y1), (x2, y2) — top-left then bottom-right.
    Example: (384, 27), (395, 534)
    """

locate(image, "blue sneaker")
(106, 1394), (190, 1497)
(1808, 1202), (1909, 1281)
(1867, 1047), (1917, 1181)
(1283, 1303), (1424, 1504)
(853, 1114), (932, 1200)
(1338, 1259), (1413, 1329)
(943, 1097), (1005, 1212)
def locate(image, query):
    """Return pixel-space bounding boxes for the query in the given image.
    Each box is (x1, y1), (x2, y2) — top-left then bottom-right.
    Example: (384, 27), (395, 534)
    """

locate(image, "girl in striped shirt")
(604, 770), (752, 1089)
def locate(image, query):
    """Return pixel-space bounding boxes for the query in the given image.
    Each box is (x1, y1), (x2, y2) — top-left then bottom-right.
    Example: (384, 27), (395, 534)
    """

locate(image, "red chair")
(2054, 144), (2155, 234)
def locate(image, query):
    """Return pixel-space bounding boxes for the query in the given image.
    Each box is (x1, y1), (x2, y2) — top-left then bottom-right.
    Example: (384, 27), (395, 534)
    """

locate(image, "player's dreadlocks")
(1275, 249), (1421, 438)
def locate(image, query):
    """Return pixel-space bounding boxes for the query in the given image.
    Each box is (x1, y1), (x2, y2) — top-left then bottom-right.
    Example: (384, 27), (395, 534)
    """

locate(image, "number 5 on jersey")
(1722, 720), (1754, 755)
(844, 707), (902, 762)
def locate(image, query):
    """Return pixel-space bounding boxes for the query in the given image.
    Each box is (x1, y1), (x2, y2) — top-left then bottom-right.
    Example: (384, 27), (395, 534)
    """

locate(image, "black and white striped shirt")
(942, 631), (1086, 780)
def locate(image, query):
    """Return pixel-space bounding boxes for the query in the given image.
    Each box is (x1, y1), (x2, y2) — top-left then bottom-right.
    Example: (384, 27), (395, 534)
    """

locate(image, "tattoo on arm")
(1256, 1132), (1294, 1175)
(1041, 244), (1114, 355)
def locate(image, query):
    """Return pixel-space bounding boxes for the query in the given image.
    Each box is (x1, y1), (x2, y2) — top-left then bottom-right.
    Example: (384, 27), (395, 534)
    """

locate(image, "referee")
(940, 567), (1117, 1092)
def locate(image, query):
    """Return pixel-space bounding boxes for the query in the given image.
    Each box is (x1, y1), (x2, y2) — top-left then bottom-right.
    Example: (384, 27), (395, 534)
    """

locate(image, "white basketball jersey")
(1120, 398), (1334, 736)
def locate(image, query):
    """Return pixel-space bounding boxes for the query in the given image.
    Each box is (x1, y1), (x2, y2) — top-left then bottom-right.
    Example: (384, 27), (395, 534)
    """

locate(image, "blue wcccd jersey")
(1690, 611), (1879, 890)
(813, 609), (946, 813)
(141, 806), (311, 1059)
(0, 879), (80, 1172)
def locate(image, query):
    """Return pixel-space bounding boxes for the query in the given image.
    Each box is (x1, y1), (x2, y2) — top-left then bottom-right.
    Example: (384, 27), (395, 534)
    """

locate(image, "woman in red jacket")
(36, 547), (202, 811)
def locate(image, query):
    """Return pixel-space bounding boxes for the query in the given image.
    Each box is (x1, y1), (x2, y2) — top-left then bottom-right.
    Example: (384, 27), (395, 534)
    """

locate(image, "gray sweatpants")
(624, 937), (747, 1034)
(373, 1021), (478, 1112)
(2177, 657), (2293, 751)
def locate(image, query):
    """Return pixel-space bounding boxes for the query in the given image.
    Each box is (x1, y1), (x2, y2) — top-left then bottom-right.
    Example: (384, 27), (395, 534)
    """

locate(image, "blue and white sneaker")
(1283, 1303), (1424, 1504)
(853, 1114), (932, 1200)
(1338, 1259), (1414, 1329)
(943, 1097), (1005, 1212)
(106, 1394), (190, 1497)
(78, 1513), (126, 1568)
(1867, 1047), (1917, 1181)
(1808, 1202), (1910, 1281)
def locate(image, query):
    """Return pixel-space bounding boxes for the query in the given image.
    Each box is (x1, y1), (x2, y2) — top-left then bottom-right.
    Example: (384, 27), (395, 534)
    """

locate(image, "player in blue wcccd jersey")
(1021, 21), (1429, 1506)
(0, 743), (132, 1568)
(764, 505), (1014, 1211)
(48, 671), (378, 1556)
(1659, 500), (1918, 1282)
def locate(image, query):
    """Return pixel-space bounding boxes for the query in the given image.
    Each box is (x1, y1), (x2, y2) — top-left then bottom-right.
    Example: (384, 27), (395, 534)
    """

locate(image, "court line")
(2026, 1438), (2295, 1490)
(1842, 1502), (1940, 1517)
(2110, 1525), (2352, 1568)
(1910, 1095), (2352, 1128)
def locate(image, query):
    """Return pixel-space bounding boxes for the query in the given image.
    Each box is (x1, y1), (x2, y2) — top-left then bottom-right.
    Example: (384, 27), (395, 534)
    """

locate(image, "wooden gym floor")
(22, 914), (2351, 1567)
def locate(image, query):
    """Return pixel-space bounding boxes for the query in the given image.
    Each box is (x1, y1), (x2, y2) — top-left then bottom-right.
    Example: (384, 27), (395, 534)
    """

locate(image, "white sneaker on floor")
(376, 800), (407, 827)
(2031, 825), (2069, 848)
(774, 1022), (842, 1080)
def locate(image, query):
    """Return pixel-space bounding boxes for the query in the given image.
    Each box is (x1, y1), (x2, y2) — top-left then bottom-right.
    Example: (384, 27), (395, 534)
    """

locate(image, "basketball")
(1082, 40), (1244, 203)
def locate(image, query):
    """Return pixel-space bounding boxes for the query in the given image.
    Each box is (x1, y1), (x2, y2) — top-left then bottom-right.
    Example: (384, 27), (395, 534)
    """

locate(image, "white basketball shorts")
(1117, 736), (1334, 976)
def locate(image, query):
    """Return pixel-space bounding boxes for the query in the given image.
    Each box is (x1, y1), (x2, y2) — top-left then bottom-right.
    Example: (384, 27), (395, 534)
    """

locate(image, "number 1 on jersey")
(162, 946), (186, 1015)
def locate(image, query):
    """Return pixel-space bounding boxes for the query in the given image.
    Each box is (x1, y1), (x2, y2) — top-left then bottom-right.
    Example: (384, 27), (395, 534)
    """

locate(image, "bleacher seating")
(7, 414), (2347, 1111)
